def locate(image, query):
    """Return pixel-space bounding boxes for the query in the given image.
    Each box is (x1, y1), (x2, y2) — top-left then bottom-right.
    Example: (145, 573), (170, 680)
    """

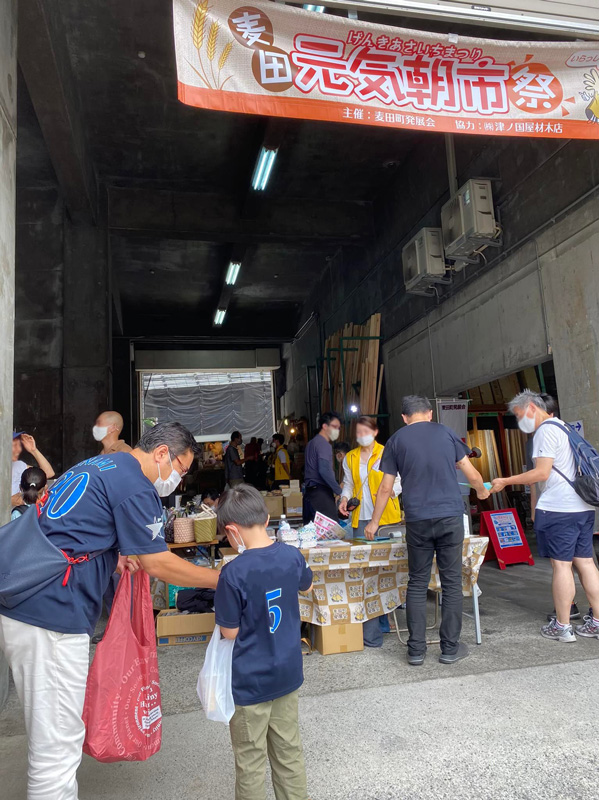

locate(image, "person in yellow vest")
(339, 417), (402, 538)
(271, 433), (291, 489)
(338, 416), (402, 647)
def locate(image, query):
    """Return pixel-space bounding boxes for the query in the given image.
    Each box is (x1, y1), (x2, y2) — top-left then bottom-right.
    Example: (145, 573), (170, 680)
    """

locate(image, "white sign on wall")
(568, 420), (585, 436)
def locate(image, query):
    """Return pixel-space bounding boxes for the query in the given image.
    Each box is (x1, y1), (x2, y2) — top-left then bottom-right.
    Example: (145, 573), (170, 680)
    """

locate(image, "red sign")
(479, 509), (534, 569)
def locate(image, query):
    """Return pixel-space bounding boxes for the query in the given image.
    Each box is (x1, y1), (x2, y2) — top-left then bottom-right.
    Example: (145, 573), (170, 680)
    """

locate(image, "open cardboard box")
(156, 610), (215, 647)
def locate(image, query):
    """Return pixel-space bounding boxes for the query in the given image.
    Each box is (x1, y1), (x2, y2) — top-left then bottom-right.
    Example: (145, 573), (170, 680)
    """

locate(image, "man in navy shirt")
(365, 396), (489, 666)
(0, 422), (218, 800)
(215, 484), (312, 800)
(303, 411), (347, 523)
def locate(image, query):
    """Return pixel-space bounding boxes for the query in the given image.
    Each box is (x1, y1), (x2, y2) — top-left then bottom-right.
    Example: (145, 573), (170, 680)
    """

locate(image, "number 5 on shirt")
(266, 588), (282, 633)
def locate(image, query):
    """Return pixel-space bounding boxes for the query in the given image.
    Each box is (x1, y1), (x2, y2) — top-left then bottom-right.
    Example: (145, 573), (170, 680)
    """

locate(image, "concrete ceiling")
(17, 0), (565, 341)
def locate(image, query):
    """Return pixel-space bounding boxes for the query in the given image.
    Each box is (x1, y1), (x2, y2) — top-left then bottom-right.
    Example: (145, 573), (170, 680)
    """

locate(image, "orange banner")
(174, 0), (599, 139)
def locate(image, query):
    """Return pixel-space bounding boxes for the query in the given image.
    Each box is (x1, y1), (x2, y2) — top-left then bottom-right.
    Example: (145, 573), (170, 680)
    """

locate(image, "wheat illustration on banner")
(188, 0), (234, 90)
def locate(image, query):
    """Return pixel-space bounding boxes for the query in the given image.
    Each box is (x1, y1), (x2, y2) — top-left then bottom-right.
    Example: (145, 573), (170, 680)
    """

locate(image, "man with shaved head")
(93, 410), (132, 454)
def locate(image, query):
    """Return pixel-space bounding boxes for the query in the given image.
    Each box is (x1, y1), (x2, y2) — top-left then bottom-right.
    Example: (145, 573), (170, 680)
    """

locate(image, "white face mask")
(328, 427), (340, 442)
(153, 453), (181, 497)
(518, 411), (537, 434)
(357, 434), (375, 447)
(228, 527), (246, 554)
(93, 425), (108, 442)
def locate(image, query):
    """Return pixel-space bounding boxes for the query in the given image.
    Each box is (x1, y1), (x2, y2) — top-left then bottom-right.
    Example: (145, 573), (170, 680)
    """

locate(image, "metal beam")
(107, 186), (374, 245)
(18, 0), (96, 221)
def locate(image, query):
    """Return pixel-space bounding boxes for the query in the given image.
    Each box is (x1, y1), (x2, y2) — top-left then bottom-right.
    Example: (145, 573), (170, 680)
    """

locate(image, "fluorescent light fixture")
(225, 262), (241, 285)
(303, 4), (325, 11)
(251, 148), (278, 191)
(214, 309), (226, 326)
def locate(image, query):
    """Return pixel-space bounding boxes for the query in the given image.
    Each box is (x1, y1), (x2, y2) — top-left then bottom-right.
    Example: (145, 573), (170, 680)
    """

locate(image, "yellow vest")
(346, 441), (401, 528)
(274, 445), (291, 481)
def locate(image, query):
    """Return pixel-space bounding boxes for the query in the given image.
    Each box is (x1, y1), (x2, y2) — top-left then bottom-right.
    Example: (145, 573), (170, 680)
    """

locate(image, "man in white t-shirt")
(491, 390), (599, 643)
(11, 432), (55, 505)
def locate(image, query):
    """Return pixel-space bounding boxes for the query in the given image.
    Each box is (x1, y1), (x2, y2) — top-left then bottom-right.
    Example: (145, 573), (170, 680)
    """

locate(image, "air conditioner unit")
(441, 179), (496, 259)
(402, 228), (446, 294)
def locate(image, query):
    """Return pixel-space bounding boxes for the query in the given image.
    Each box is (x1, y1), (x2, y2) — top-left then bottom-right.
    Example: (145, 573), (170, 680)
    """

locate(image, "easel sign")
(479, 509), (534, 569)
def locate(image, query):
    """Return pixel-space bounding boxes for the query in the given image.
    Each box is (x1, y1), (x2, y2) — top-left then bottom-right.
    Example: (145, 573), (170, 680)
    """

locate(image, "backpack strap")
(536, 420), (577, 486)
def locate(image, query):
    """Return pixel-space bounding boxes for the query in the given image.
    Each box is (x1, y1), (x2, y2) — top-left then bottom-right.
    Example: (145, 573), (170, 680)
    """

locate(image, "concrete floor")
(2, 548), (599, 799)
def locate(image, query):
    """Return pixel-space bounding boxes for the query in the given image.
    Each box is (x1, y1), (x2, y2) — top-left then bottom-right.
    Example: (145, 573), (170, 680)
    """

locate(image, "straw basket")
(173, 517), (195, 544)
(194, 504), (218, 543)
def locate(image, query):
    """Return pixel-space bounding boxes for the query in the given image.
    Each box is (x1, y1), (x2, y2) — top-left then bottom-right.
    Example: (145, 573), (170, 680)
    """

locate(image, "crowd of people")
(3, 388), (599, 800)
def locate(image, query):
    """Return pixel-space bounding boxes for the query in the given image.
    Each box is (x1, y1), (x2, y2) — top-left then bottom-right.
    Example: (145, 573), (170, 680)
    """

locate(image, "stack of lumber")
(321, 313), (383, 421)
(467, 367), (541, 407)
(506, 429), (527, 490)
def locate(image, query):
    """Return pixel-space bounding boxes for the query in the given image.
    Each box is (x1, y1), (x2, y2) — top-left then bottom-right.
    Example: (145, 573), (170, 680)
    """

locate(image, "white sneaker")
(540, 619), (576, 642)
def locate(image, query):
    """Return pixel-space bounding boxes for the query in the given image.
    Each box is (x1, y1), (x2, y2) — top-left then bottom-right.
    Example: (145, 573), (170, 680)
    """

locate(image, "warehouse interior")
(2, 0), (599, 797)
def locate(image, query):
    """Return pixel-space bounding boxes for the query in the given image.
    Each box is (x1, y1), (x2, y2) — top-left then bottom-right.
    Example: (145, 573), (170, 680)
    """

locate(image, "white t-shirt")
(11, 460), (27, 495)
(342, 455), (402, 522)
(277, 450), (288, 466)
(532, 419), (593, 513)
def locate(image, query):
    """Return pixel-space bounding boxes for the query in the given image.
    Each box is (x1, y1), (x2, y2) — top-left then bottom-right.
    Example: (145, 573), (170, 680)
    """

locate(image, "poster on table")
(173, 0), (599, 139)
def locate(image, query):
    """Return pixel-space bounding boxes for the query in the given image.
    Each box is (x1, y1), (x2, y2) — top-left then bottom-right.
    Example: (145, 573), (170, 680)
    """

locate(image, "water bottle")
(277, 515), (291, 541)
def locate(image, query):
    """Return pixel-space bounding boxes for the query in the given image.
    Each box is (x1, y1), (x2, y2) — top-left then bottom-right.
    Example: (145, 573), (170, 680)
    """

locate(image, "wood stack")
(321, 314), (383, 429)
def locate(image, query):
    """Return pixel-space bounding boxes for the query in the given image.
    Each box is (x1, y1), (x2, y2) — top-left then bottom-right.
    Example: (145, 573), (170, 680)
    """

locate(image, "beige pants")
(229, 690), (308, 800)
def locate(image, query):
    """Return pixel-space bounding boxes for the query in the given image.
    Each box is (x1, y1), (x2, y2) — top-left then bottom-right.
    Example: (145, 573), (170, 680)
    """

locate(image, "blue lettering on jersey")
(46, 472), (90, 520)
(77, 456), (117, 472)
(266, 588), (282, 633)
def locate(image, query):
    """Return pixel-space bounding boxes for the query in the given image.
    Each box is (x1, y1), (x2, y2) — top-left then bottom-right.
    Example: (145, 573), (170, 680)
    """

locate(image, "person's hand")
(116, 555), (140, 575)
(364, 520), (378, 540)
(490, 478), (508, 494)
(338, 498), (348, 517)
(20, 434), (37, 454)
(476, 487), (490, 501)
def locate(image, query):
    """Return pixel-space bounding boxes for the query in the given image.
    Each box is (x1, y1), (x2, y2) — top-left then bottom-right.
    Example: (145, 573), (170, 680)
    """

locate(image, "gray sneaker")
(575, 616), (599, 639)
(439, 642), (469, 664)
(541, 619), (576, 642)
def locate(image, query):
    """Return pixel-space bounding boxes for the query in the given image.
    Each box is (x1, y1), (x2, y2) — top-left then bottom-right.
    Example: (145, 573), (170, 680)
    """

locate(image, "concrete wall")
(282, 134), (599, 439)
(0, 0), (16, 718)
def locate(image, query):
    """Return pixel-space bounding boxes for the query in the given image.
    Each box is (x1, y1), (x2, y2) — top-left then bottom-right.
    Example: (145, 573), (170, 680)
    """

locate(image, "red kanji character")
(507, 63), (563, 114)
(389, 38), (403, 53)
(403, 39), (418, 55)
(444, 45), (457, 58)
(430, 44), (445, 57)
(292, 35), (354, 97)
(348, 47), (406, 105)
(376, 35), (390, 49)
(455, 58), (510, 115)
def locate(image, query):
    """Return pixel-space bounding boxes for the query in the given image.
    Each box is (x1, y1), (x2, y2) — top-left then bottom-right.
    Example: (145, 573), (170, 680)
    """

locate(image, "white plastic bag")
(197, 625), (235, 723)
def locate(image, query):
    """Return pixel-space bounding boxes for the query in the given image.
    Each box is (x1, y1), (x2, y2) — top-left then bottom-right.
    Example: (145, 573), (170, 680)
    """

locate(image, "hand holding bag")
(197, 625), (235, 723)
(82, 570), (162, 762)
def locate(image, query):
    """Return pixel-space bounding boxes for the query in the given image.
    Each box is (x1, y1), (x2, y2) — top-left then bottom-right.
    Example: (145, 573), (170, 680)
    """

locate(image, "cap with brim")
(12, 431), (25, 439)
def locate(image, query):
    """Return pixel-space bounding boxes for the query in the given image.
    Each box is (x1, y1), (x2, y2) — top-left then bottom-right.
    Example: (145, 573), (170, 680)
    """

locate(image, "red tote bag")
(82, 570), (162, 762)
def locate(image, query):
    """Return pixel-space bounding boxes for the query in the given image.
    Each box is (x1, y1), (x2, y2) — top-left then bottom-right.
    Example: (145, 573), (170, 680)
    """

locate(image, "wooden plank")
(468, 385), (483, 405)
(479, 383), (494, 406)
(521, 367), (541, 393)
(375, 364), (384, 414)
(490, 380), (504, 405)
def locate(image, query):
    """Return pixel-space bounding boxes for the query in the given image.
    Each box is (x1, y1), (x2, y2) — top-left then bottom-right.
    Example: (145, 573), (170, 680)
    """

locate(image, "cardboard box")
(156, 610), (215, 646)
(284, 492), (303, 517)
(264, 495), (284, 518)
(313, 623), (364, 655)
(289, 480), (300, 491)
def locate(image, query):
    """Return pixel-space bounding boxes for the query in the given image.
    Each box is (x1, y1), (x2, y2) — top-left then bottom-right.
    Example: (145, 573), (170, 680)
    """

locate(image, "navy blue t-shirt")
(0, 453), (168, 636)
(215, 542), (313, 706)
(380, 422), (470, 522)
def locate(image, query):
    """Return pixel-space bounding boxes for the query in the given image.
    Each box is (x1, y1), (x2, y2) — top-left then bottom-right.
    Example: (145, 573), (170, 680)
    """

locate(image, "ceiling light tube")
(214, 309), (226, 326)
(225, 262), (241, 285)
(303, 5), (325, 11)
(252, 147), (278, 191)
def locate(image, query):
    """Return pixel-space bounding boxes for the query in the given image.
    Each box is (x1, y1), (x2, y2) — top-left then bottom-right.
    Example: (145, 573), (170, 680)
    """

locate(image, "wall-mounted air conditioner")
(402, 227), (447, 294)
(441, 179), (496, 260)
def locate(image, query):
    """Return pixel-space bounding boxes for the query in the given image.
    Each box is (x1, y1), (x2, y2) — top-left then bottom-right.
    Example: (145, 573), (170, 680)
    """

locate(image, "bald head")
(96, 411), (124, 432)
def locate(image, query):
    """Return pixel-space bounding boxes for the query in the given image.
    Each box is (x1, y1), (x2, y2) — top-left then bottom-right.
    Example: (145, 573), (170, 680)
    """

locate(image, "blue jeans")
(353, 520), (389, 647)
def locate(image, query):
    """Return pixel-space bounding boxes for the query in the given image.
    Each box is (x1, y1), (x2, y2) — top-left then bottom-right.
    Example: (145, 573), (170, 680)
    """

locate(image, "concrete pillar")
(0, 0), (17, 712)
(62, 221), (110, 466)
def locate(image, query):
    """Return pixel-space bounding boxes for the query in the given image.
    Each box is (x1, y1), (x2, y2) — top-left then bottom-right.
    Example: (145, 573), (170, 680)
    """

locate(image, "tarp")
(173, 0), (599, 138)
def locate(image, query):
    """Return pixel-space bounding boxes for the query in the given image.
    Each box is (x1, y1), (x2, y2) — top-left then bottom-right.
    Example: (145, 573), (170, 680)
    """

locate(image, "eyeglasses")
(171, 453), (191, 477)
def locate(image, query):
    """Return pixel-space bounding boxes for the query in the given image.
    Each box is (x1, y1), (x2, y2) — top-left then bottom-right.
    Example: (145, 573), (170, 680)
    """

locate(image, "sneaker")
(540, 619), (576, 642)
(546, 603), (581, 622)
(575, 616), (599, 639)
(439, 642), (469, 664)
(407, 652), (425, 666)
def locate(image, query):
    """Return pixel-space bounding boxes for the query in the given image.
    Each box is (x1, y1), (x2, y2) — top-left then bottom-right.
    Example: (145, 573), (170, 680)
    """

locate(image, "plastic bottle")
(278, 515), (291, 539)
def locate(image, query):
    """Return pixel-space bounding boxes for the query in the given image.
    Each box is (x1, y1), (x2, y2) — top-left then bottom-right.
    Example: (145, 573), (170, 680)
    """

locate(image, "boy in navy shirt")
(215, 484), (312, 800)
